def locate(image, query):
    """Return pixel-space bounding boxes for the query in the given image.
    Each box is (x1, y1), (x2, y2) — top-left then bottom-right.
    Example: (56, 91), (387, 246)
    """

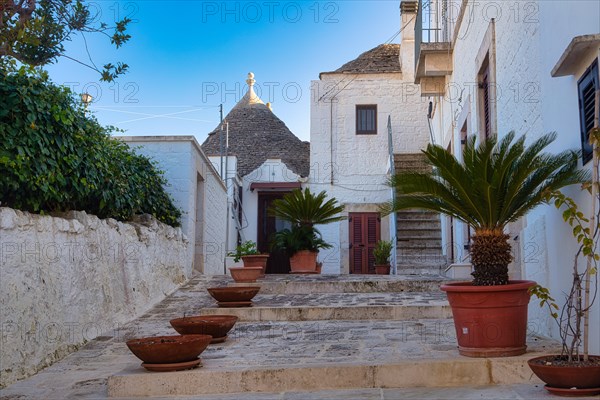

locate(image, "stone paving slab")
(0, 319), (559, 399)
(200, 292), (451, 321)
(108, 385), (599, 400)
(0, 275), (560, 399)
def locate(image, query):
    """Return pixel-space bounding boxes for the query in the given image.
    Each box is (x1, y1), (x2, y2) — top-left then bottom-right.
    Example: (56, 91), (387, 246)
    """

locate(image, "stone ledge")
(107, 355), (545, 397)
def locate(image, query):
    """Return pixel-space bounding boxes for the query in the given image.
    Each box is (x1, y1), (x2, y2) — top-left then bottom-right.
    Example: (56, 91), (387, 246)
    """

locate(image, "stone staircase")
(394, 153), (447, 275)
(105, 275), (553, 398)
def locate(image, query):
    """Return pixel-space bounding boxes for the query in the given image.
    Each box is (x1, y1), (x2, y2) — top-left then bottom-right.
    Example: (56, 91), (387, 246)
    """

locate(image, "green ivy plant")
(0, 66), (181, 226)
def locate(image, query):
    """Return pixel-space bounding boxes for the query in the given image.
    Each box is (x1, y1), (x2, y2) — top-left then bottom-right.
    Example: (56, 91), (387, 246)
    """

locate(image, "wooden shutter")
(482, 66), (491, 140)
(578, 60), (599, 165)
(366, 214), (380, 274)
(349, 213), (381, 274)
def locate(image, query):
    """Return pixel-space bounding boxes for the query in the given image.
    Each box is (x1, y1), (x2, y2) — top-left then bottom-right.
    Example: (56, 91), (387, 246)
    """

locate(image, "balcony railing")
(415, 0), (456, 70)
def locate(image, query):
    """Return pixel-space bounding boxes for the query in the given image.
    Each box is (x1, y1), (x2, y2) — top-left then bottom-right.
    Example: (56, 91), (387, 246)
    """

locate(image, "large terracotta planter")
(289, 250), (318, 273)
(126, 334), (212, 364)
(440, 280), (536, 357)
(375, 264), (390, 275)
(241, 254), (269, 277)
(169, 315), (238, 344)
(229, 266), (262, 283)
(527, 355), (600, 396)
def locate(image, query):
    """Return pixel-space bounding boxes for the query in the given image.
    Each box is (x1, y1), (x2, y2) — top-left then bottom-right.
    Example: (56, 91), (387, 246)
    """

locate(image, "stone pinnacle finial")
(246, 72), (255, 87)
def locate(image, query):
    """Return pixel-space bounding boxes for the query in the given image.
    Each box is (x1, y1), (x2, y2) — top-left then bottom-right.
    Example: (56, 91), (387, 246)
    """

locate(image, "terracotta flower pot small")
(289, 250), (318, 273)
(207, 286), (260, 303)
(241, 254), (269, 277)
(169, 315), (238, 343)
(229, 266), (262, 283)
(374, 264), (390, 275)
(528, 355), (600, 395)
(126, 335), (212, 364)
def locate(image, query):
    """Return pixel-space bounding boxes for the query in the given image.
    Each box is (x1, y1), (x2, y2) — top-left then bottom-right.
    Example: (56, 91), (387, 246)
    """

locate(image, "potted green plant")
(270, 188), (345, 273)
(386, 132), (588, 357)
(227, 241), (269, 277)
(373, 240), (393, 275)
(528, 129), (599, 396)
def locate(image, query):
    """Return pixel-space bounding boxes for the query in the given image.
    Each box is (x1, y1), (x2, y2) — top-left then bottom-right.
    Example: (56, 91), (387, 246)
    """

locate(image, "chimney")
(399, 0), (418, 78)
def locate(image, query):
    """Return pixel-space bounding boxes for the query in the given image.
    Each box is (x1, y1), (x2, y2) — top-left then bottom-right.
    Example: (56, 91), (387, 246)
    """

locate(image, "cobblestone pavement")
(0, 275), (562, 399)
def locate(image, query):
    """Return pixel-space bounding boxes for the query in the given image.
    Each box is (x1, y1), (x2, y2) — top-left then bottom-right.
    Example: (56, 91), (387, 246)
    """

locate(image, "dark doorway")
(257, 192), (291, 274)
(349, 212), (381, 274)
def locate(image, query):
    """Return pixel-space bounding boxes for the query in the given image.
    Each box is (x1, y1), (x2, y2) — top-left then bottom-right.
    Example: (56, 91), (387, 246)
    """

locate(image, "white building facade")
(412, 0), (600, 352)
(120, 136), (228, 276)
(309, 3), (432, 274)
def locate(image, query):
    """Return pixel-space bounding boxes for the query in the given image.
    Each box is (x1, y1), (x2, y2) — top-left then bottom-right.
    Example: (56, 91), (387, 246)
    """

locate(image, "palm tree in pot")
(270, 188), (345, 273)
(387, 132), (588, 357)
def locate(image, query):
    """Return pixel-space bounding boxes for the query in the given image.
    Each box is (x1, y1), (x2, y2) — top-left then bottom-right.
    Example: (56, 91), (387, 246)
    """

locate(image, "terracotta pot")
(289, 250), (318, 272)
(440, 280), (536, 357)
(126, 335), (211, 364)
(528, 355), (600, 392)
(207, 286), (261, 303)
(374, 264), (390, 275)
(169, 315), (238, 342)
(229, 266), (262, 283)
(241, 254), (269, 277)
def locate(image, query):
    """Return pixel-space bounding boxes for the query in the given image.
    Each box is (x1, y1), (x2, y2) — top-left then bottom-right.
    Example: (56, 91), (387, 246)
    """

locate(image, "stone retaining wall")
(0, 207), (188, 387)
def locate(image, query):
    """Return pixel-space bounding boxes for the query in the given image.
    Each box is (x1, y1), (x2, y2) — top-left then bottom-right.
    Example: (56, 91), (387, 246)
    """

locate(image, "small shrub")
(0, 66), (181, 226)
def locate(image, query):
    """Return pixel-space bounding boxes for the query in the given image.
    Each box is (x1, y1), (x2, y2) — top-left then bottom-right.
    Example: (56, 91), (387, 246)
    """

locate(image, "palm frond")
(387, 132), (589, 231)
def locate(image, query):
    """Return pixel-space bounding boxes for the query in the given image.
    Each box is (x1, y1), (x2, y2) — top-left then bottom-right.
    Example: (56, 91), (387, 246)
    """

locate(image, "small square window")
(356, 105), (377, 135)
(578, 59), (598, 165)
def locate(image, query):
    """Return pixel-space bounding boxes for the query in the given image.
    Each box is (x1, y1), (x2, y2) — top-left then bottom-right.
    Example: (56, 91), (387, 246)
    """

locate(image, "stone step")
(239, 274), (448, 295)
(396, 255), (447, 265)
(107, 319), (557, 398)
(198, 292), (451, 322)
(397, 235), (442, 242)
(396, 266), (446, 275)
(396, 245), (443, 255)
(230, 274), (451, 294)
(396, 211), (440, 220)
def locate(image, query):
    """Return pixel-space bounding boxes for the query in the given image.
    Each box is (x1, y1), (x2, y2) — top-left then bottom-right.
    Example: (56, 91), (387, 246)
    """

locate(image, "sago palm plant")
(270, 188), (345, 228)
(388, 132), (588, 286)
(269, 188), (345, 255)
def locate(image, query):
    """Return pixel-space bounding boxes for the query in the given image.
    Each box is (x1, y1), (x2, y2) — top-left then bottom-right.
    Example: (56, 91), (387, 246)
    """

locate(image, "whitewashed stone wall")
(425, 0), (599, 352)
(0, 208), (188, 387)
(310, 69), (430, 273)
(120, 136), (228, 275)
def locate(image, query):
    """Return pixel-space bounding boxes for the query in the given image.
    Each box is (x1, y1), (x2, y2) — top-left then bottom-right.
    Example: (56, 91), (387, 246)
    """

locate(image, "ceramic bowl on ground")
(125, 334), (212, 364)
(169, 315), (239, 341)
(206, 286), (261, 303)
(229, 266), (263, 283)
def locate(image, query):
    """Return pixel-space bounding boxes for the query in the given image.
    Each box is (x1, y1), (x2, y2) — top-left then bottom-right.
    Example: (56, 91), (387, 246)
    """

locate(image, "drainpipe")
(387, 116), (397, 275)
(223, 122), (230, 275)
(329, 99), (334, 185)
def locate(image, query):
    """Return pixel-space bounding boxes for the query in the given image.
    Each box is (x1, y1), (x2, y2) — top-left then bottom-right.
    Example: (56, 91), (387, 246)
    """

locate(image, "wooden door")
(349, 213), (381, 274)
(257, 192), (291, 274)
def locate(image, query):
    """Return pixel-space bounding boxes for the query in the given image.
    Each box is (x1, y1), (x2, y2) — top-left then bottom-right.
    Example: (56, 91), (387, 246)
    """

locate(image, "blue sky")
(46, 1), (402, 142)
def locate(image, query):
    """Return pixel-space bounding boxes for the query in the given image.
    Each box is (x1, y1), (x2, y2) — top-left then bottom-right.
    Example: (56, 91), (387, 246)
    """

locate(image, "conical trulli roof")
(201, 73), (310, 178)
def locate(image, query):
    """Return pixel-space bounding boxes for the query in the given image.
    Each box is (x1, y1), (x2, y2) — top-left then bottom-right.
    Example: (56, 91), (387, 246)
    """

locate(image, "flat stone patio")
(0, 275), (565, 399)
